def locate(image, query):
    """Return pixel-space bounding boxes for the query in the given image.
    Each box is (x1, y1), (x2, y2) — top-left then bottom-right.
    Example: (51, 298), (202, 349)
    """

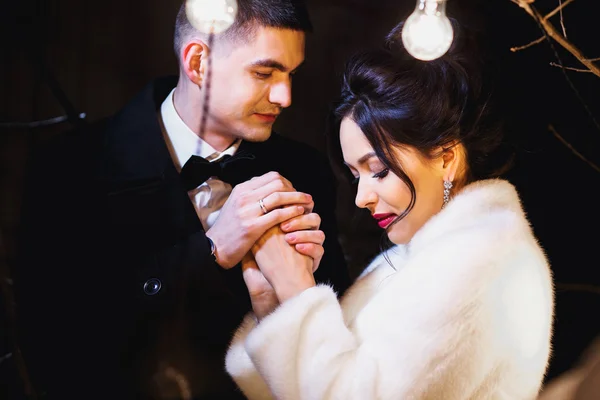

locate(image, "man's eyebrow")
(248, 59), (304, 73)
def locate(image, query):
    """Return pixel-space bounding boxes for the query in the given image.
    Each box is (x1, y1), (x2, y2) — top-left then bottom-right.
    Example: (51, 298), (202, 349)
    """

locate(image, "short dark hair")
(329, 19), (512, 223)
(174, 0), (313, 57)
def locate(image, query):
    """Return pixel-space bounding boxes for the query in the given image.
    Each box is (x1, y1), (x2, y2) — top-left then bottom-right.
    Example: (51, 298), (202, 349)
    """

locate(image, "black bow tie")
(179, 151), (257, 191)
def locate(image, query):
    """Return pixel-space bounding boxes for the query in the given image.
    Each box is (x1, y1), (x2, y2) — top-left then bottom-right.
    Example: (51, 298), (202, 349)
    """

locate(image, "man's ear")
(181, 39), (210, 86)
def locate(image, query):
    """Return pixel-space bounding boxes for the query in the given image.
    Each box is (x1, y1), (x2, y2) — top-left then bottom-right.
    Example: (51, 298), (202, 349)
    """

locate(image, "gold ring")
(258, 198), (268, 214)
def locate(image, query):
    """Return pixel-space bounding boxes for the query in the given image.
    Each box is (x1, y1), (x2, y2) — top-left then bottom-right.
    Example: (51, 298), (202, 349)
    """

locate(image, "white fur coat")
(225, 179), (555, 399)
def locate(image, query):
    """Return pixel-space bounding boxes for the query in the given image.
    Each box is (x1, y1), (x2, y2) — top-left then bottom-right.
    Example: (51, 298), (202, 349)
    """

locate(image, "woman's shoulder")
(414, 179), (538, 252)
(400, 179), (550, 292)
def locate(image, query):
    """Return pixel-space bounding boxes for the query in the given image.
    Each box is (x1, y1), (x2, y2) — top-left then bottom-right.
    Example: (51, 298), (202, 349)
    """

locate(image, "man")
(13, 1), (350, 398)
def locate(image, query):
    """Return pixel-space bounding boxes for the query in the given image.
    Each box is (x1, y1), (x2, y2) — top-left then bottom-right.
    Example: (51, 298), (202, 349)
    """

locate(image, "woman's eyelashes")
(372, 168), (389, 180)
(351, 168), (389, 185)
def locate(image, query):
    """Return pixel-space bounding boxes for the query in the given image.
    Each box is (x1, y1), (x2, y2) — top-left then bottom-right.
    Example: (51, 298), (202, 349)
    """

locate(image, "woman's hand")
(252, 225), (317, 303)
(242, 254), (279, 321)
(242, 202), (326, 316)
(281, 212), (324, 274)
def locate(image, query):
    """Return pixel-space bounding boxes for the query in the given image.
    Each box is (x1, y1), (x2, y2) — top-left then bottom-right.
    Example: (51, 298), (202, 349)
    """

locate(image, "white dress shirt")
(160, 88), (240, 230)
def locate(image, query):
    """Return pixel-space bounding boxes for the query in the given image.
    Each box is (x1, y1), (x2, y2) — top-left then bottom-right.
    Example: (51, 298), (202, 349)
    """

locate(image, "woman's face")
(340, 117), (448, 244)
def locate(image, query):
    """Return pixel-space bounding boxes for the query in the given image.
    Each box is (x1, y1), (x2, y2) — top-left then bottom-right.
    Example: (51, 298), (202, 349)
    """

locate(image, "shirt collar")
(160, 88), (240, 168)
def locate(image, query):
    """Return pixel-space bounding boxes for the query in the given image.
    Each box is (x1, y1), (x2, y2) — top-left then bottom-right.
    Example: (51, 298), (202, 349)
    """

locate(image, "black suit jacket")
(13, 76), (350, 399)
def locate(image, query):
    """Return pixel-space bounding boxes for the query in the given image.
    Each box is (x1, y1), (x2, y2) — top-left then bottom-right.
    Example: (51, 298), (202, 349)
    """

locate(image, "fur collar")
(361, 178), (528, 278)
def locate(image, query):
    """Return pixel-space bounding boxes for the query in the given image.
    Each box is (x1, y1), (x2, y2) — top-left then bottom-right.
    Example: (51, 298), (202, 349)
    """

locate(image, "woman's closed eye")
(351, 168), (389, 185)
(372, 168), (389, 180)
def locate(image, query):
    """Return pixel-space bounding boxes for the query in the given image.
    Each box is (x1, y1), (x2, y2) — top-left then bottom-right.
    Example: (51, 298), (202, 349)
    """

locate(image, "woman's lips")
(373, 213), (397, 229)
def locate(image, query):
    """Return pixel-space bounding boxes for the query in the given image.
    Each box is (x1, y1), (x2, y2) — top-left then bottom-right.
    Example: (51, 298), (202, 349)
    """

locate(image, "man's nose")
(269, 80), (292, 108)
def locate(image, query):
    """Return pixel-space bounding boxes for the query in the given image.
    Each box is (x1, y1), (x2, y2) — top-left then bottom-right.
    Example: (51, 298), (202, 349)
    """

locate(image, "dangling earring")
(442, 180), (453, 208)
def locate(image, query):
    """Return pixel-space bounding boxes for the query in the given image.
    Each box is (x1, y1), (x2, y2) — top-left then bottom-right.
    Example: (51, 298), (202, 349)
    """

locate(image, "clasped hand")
(205, 171), (323, 320)
(242, 197), (324, 320)
(241, 221), (322, 321)
(206, 171), (320, 268)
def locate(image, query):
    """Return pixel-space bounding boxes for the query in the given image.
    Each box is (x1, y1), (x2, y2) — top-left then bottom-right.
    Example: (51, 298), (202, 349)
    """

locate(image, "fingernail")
(305, 194), (312, 200)
(297, 206), (304, 213)
(281, 223), (290, 231)
(286, 234), (296, 242)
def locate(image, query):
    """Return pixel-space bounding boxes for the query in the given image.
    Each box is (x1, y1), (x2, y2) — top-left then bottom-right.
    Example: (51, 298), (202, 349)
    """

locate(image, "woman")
(225, 23), (554, 399)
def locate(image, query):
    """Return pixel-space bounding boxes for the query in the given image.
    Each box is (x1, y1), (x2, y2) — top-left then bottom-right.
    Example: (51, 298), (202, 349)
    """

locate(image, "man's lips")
(254, 113), (279, 122)
(373, 213), (397, 229)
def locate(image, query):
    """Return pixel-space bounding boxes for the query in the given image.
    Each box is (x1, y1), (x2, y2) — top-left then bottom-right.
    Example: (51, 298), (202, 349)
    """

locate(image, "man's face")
(207, 26), (305, 142)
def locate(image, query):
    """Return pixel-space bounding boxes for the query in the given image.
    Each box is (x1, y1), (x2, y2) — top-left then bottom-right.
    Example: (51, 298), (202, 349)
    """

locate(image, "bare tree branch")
(549, 62), (593, 72)
(543, 0), (575, 22)
(511, 36), (545, 52)
(510, 0), (579, 53)
(549, 125), (600, 174)
(558, 0), (568, 37)
(511, 1), (600, 134)
(514, 0), (600, 77)
(556, 283), (600, 295)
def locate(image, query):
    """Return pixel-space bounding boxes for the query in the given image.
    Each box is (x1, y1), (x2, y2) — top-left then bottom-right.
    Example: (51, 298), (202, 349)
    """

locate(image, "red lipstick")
(372, 213), (397, 229)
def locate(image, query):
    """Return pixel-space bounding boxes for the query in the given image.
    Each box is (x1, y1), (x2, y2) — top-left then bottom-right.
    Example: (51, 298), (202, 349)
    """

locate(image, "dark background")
(1, 0), (599, 398)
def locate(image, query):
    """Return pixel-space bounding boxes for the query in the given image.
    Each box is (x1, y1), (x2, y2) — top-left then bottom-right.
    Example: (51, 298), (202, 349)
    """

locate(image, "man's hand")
(206, 172), (313, 269)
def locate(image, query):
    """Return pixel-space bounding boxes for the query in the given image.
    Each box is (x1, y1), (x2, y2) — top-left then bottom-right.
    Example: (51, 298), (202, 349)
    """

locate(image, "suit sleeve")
(12, 129), (231, 395)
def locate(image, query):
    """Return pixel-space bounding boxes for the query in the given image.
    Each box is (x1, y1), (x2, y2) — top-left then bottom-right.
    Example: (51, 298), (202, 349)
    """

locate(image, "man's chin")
(240, 127), (273, 143)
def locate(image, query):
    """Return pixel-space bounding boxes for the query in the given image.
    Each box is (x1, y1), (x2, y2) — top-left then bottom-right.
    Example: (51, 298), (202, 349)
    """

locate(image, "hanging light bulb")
(401, 0), (453, 61)
(185, 0), (238, 34)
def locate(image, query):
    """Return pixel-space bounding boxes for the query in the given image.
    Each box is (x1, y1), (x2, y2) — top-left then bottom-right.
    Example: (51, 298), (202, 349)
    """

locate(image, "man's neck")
(172, 83), (236, 152)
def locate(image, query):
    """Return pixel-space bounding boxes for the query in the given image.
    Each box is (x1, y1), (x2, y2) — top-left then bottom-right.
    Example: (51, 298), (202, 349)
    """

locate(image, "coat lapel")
(97, 76), (202, 247)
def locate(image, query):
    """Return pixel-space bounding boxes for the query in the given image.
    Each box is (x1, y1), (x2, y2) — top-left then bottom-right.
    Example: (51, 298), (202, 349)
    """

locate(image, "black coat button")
(143, 278), (161, 295)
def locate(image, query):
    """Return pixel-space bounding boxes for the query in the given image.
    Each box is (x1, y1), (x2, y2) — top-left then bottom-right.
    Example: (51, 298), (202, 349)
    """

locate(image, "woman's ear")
(181, 39), (210, 86)
(440, 141), (465, 183)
